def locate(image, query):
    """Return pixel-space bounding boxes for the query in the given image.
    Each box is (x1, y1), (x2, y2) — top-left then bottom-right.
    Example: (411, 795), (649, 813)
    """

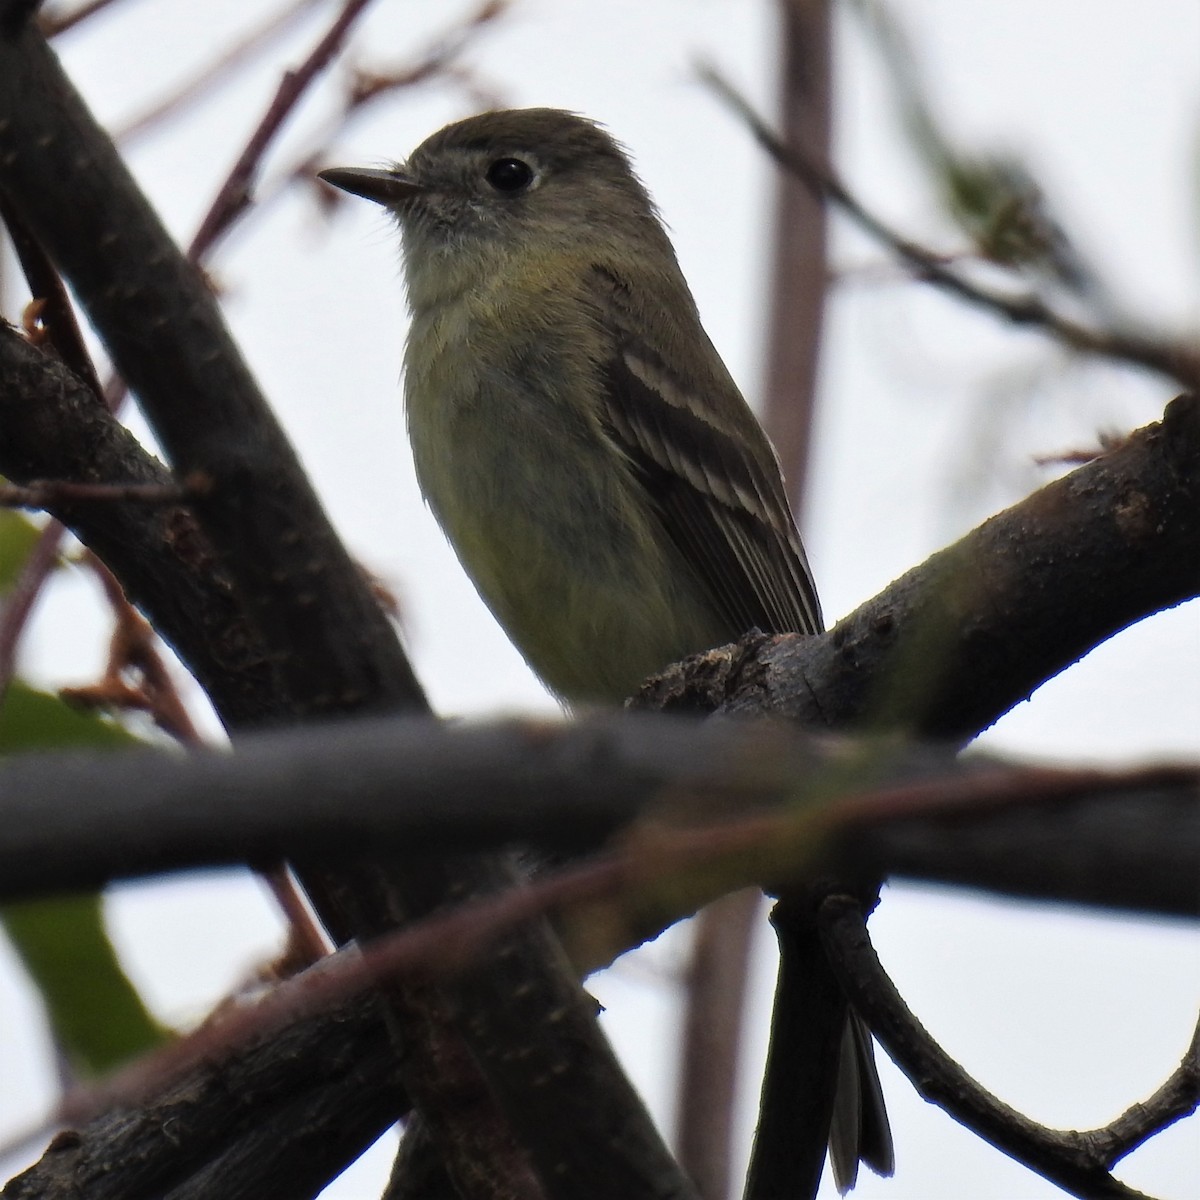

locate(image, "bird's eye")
(485, 157), (534, 193)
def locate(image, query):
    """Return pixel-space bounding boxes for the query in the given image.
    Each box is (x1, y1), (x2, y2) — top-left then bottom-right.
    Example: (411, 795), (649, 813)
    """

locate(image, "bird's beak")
(317, 166), (425, 207)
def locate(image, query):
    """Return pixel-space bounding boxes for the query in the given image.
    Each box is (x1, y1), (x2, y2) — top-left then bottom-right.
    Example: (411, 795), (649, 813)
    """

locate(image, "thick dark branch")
(643, 394), (1200, 739)
(0, 711), (1194, 917)
(818, 897), (1189, 1200)
(3, 730), (1191, 1198)
(844, 769), (1200, 916)
(3, 999), (404, 1200)
(0, 323), (280, 725)
(2, 28), (1194, 1192)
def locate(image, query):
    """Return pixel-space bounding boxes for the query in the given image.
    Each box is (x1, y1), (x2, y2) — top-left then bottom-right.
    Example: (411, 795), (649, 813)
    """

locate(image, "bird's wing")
(586, 266), (823, 639)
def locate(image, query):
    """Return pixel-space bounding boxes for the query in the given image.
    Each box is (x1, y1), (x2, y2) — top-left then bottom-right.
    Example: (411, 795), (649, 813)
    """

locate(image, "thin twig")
(282, 0), (507, 215)
(0, 522), (64, 704)
(0, 479), (188, 509)
(36, 0), (123, 37)
(0, 196), (115, 703)
(344, 0), (507, 104)
(77, 553), (331, 968)
(115, 0), (327, 145)
(85, 549), (331, 967)
(69, 550), (204, 742)
(187, 0), (379, 261)
(701, 66), (1200, 390)
(1087, 1012), (1200, 1162)
(819, 896), (1190, 1200)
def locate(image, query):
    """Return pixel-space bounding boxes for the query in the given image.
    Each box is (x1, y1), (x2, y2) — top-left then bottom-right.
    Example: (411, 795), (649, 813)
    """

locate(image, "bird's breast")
(403, 303), (722, 702)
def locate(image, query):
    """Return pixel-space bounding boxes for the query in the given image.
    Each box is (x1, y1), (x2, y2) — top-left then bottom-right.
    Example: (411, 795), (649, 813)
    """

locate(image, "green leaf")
(1, 682), (168, 1077)
(0, 679), (138, 752)
(3, 895), (167, 1076)
(0, 509), (44, 594)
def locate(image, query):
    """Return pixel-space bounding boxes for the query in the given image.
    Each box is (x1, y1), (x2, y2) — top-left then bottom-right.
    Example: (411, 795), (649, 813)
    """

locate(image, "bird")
(319, 106), (893, 1192)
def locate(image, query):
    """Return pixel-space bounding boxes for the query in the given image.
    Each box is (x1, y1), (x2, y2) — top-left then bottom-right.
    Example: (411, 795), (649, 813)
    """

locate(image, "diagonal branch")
(114, 0), (327, 146)
(702, 67), (1200, 391)
(818, 896), (1193, 1200)
(0, 16), (424, 723)
(644, 393), (1200, 740)
(187, 0), (377, 262)
(2, 996), (404, 1200)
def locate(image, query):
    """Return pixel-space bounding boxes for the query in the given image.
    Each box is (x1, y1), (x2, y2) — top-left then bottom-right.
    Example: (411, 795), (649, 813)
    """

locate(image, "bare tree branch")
(0, 195), (114, 703)
(0, 323), (281, 724)
(0, 708), (1193, 914)
(643, 394), (1200, 740)
(2, 997), (404, 1200)
(1087, 1015), (1200, 1164)
(0, 18), (424, 719)
(1, 15), (1195, 1193)
(818, 896), (1194, 1200)
(2, 732), (1192, 1197)
(2, 310), (1195, 1197)
(702, 67), (1200, 391)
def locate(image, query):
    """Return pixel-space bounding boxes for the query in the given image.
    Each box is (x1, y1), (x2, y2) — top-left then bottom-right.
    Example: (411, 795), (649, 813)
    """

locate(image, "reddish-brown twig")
(65, 551), (202, 743)
(280, 2), (509, 220)
(0, 197), (114, 704)
(0, 522), (65, 703)
(72, 551), (332, 966)
(187, 0), (380, 262)
(37, 0), (124, 37)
